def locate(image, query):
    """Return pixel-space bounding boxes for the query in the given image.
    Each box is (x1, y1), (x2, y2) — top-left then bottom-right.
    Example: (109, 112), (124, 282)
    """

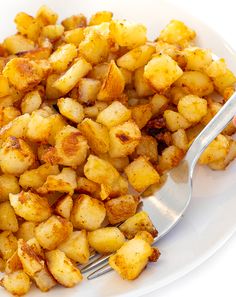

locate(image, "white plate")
(1, 0), (236, 296)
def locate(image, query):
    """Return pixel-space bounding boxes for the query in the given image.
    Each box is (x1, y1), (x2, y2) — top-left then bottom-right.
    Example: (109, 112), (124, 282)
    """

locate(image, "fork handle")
(185, 92), (236, 174)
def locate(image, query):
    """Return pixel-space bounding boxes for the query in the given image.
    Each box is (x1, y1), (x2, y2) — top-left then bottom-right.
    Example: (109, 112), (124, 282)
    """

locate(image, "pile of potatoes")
(0, 5), (236, 296)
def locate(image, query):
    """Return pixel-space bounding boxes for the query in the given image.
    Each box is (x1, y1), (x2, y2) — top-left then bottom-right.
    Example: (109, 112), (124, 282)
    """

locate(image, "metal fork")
(82, 92), (236, 280)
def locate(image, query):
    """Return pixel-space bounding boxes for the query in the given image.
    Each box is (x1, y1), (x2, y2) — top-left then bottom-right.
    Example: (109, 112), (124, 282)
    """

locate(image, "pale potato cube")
(70, 194), (106, 230)
(87, 62), (109, 81)
(54, 194), (73, 219)
(158, 145), (184, 172)
(58, 230), (89, 264)
(131, 104), (152, 129)
(58, 97), (84, 123)
(61, 14), (87, 30)
(184, 47), (212, 71)
(79, 118), (110, 154)
(79, 30), (109, 64)
(14, 12), (41, 41)
(53, 57), (92, 95)
(46, 249), (83, 287)
(105, 195), (138, 225)
(0, 75), (9, 97)
(42, 24), (64, 40)
(0, 202), (18, 232)
(37, 168), (77, 195)
(5, 251), (22, 274)
(3, 58), (50, 91)
(172, 129), (188, 151)
(178, 95), (208, 123)
(3, 34), (35, 54)
(0, 137), (35, 176)
(36, 5), (58, 25)
(88, 227), (125, 254)
(89, 11), (113, 25)
(134, 67), (155, 97)
(1, 270), (31, 296)
(0, 231), (17, 260)
(199, 134), (230, 164)
(150, 94), (169, 116)
(9, 191), (51, 222)
(64, 28), (84, 46)
(49, 44), (77, 73)
(117, 44), (155, 71)
(206, 58), (227, 78)
(164, 110), (191, 132)
(109, 234), (153, 280)
(97, 101), (131, 128)
(16, 222), (36, 241)
(21, 90), (42, 114)
(110, 20), (147, 48)
(174, 71), (214, 97)
(134, 135), (158, 162)
(35, 215), (73, 250)
(76, 78), (101, 104)
(19, 164), (59, 190)
(119, 211), (158, 239)
(144, 54), (183, 91)
(109, 120), (141, 158)
(33, 266), (56, 292)
(97, 60), (125, 101)
(0, 174), (20, 202)
(159, 20), (195, 46)
(125, 156), (160, 192)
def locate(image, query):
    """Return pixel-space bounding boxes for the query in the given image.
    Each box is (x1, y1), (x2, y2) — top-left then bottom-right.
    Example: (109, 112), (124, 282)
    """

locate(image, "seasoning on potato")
(0, 5), (236, 296)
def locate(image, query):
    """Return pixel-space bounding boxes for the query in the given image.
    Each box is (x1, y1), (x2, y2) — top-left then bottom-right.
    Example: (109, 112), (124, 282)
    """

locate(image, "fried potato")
(58, 98), (84, 123)
(3, 34), (35, 54)
(14, 12), (41, 42)
(131, 103), (153, 129)
(54, 194), (73, 219)
(184, 47), (212, 71)
(46, 74), (63, 99)
(42, 24), (64, 40)
(0, 174), (20, 202)
(61, 14), (87, 30)
(49, 44), (77, 73)
(75, 78), (101, 104)
(0, 75), (9, 98)
(76, 177), (100, 196)
(0, 106), (21, 127)
(33, 266), (56, 292)
(150, 93), (169, 116)
(0, 231), (17, 260)
(1, 270), (31, 296)
(0, 202), (18, 232)
(70, 194), (106, 230)
(89, 11), (113, 25)
(64, 28), (84, 46)
(169, 86), (190, 105)
(158, 145), (184, 172)
(21, 90), (42, 114)
(164, 110), (191, 132)
(35, 215), (73, 250)
(36, 5), (58, 26)
(172, 129), (188, 151)
(133, 135), (158, 162)
(16, 222), (36, 242)
(134, 66), (155, 97)
(5, 251), (22, 274)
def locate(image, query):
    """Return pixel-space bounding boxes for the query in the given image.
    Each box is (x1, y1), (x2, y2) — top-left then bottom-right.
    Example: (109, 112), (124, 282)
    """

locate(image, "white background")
(147, 0), (236, 296)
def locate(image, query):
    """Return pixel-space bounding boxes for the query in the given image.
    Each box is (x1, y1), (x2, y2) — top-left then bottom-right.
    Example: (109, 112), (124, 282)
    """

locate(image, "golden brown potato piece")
(158, 145), (184, 172)
(35, 215), (73, 250)
(57, 97), (84, 123)
(150, 93), (169, 116)
(33, 265), (56, 292)
(21, 90), (42, 114)
(0, 106), (21, 127)
(5, 251), (22, 274)
(164, 110), (191, 132)
(184, 47), (212, 71)
(131, 104), (153, 129)
(70, 194), (106, 230)
(41, 24), (64, 41)
(0, 231), (17, 260)
(133, 135), (158, 162)
(49, 44), (77, 73)
(16, 222), (36, 242)
(46, 249), (83, 287)
(97, 61), (125, 101)
(119, 211), (158, 239)
(144, 54), (183, 91)
(125, 157), (160, 192)
(3, 34), (35, 54)
(88, 227), (125, 254)
(172, 129), (188, 151)
(134, 67), (155, 97)
(64, 28), (84, 46)
(109, 233), (155, 280)
(89, 11), (113, 25)
(54, 194), (73, 219)
(9, 191), (51, 223)
(61, 14), (87, 30)
(76, 177), (100, 196)
(1, 270), (31, 296)
(0, 202), (18, 232)
(105, 195), (139, 225)
(14, 12), (41, 42)
(0, 75), (9, 98)
(0, 174), (20, 202)
(58, 230), (90, 264)
(36, 5), (58, 26)
(75, 78), (101, 104)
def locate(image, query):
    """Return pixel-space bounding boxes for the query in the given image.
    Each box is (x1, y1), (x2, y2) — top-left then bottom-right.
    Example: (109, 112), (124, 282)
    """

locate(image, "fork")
(82, 92), (236, 280)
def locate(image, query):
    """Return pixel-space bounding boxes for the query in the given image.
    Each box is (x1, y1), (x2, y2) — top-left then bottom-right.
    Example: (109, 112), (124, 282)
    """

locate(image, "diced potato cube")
(70, 194), (106, 230)
(46, 249), (83, 287)
(21, 90), (42, 114)
(9, 191), (51, 222)
(0, 75), (9, 97)
(42, 24), (64, 40)
(76, 78), (101, 104)
(54, 194), (73, 219)
(164, 110), (191, 132)
(134, 67), (155, 97)
(131, 104), (152, 129)
(35, 215), (73, 250)
(36, 5), (58, 25)
(16, 222), (36, 241)
(174, 71), (214, 97)
(87, 62), (109, 81)
(58, 230), (89, 264)
(49, 44), (77, 73)
(99, 154), (129, 172)
(213, 69), (236, 96)
(89, 11), (113, 25)
(97, 60), (125, 101)
(144, 54), (183, 91)
(0, 106), (21, 127)
(120, 68), (132, 85)
(33, 265), (56, 292)
(172, 129), (188, 151)
(14, 12), (41, 41)
(117, 44), (155, 71)
(109, 233), (154, 280)
(169, 86), (190, 105)
(64, 28), (84, 46)
(5, 251), (22, 274)
(105, 195), (138, 224)
(109, 120), (141, 158)
(46, 74), (63, 100)
(206, 58), (227, 78)
(37, 168), (77, 195)
(159, 20), (195, 46)
(76, 177), (100, 196)
(0, 231), (17, 260)
(158, 145), (184, 172)
(110, 20), (147, 48)
(150, 94), (169, 116)
(0, 137), (35, 176)
(79, 118), (110, 154)
(0, 202), (18, 232)
(119, 211), (158, 239)
(61, 14), (87, 30)
(88, 227), (125, 254)
(58, 97), (84, 123)
(134, 135), (158, 162)
(184, 47), (212, 71)
(199, 134), (230, 164)
(3, 34), (35, 54)
(53, 57), (92, 95)
(1, 270), (31, 296)
(0, 174), (20, 202)
(97, 101), (131, 128)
